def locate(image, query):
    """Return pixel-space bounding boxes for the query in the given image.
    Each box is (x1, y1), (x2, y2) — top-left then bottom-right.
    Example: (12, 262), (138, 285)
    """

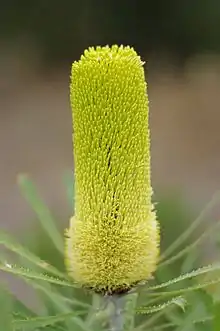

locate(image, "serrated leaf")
(134, 298), (187, 331)
(147, 264), (220, 291)
(134, 308), (170, 331)
(0, 263), (77, 288)
(136, 296), (187, 315)
(0, 230), (67, 280)
(148, 277), (220, 299)
(12, 311), (86, 330)
(17, 174), (63, 254)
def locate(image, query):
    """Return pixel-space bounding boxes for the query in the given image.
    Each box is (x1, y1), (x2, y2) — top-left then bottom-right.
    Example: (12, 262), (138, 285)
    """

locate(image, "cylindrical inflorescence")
(66, 45), (159, 295)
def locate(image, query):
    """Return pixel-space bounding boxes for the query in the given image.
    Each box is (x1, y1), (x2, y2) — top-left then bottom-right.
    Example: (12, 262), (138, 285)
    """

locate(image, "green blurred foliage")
(0, 175), (220, 330)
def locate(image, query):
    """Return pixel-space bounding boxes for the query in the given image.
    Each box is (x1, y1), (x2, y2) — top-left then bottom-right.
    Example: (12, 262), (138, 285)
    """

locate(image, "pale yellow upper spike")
(65, 45), (159, 294)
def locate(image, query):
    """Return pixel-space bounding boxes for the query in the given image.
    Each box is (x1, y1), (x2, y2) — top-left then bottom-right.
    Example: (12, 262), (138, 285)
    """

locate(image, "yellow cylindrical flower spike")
(66, 45), (159, 295)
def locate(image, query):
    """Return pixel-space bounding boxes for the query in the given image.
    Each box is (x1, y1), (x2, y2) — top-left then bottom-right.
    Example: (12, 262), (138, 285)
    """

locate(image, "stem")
(108, 295), (127, 331)
(86, 292), (137, 331)
(86, 293), (101, 326)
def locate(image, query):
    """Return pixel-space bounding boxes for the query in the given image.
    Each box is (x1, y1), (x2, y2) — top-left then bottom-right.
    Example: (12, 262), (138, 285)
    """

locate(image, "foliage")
(0, 175), (220, 330)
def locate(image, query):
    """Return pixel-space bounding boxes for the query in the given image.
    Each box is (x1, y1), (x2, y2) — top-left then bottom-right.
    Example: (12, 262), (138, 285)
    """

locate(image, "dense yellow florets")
(66, 45), (159, 294)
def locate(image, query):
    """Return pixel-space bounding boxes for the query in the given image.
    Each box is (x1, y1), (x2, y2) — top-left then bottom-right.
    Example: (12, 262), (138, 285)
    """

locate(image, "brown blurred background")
(1, 1), (220, 234)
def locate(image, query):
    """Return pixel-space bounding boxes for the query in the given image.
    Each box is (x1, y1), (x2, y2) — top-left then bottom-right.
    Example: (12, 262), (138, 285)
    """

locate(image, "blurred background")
(1, 0), (220, 232)
(1, 1), (220, 324)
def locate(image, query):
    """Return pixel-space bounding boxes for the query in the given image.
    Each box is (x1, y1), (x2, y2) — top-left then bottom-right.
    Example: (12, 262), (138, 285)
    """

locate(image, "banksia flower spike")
(66, 45), (159, 295)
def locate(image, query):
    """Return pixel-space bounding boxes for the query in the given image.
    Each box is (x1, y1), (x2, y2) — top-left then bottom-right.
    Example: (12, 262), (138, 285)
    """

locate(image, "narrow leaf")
(149, 316), (213, 331)
(0, 263), (77, 288)
(148, 277), (220, 298)
(0, 286), (13, 331)
(124, 293), (138, 331)
(136, 296), (186, 314)
(159, 220), (220, 269)
(214, 301), (220, 331)
(147, 264), (220, 291)
(12, 311), (85, 330)
(27, 279), (90, 309)
(160, 191), (220, 261)
(17, 174), (63, 254)
(0, 230), (67, 279)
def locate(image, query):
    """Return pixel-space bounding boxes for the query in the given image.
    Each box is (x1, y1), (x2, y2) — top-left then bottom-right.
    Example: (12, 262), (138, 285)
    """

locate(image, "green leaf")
(85, 293), (103, 328)
(17, 174), (63, 254)
(12, 311), (86, 330)
(158, 219), (220, 269)
(0, 263), (77, 288)
(124, 293), (138, 331)
(12, 297), (36, 320)
(136, 297), (186, 315)
(134, 297), (187, 331)
(147, 316), (213, 331)
(135, 310), (167, 331)
(0, 286), (13, 331)
(160, 191), (220, 261)
(147, 264), (220, 291)
(26, 279), (90, 330)
(148, 277), (220, 299)
(25, 278), (90, 309)
(214, 301), (220, 331)
(149, 322), (175, 330)
(0, 230), (67, 280)
(12, 308), (34, 321)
